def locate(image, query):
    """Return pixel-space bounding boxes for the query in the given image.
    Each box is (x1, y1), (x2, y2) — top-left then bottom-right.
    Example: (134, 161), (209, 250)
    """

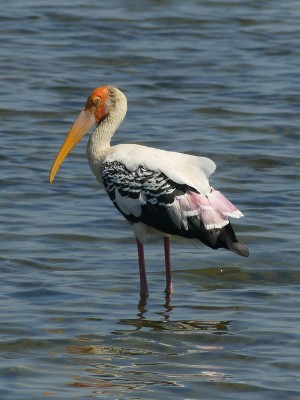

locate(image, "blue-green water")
(1, 1), (300, 399)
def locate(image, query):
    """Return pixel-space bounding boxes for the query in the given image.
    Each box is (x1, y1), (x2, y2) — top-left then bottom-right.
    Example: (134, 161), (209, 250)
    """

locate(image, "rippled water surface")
(1, 1), (300, 399)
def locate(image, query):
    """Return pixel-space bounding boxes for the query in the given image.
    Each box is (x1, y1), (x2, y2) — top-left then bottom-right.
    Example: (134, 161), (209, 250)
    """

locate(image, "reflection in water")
(137, 295), (174, 321)
(66, 314), (229, 397)
(116, 317), (230, 333)
(119, 294), (229, 333)
(137, 295), (148, 319)
(135, 296), (229, 332)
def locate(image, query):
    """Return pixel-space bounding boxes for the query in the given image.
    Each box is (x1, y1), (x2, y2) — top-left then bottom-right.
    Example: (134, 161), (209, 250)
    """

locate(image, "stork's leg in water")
(136, 238), (149, 297)
(164, 237), (173, 297)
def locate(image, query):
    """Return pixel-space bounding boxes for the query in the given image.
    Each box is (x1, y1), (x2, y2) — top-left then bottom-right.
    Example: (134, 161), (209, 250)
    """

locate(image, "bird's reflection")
(121, 298), (230, 334)
(137, 295), (148, 319)
(137, 292), (174, 320)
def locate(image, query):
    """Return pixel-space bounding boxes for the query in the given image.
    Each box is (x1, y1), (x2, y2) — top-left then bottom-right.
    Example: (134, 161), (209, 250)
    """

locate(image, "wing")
(104, 144), (217, 194)
(101, 160), (243, 242)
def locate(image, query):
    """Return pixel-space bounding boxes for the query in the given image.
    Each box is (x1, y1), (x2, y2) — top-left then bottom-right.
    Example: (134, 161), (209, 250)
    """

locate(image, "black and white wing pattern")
(101, 160), (190, 228)
(100, 160), (244, 251)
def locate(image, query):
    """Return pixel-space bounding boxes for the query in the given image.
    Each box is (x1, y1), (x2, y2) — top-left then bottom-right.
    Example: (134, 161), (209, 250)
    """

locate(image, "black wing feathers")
(101, 161), (248, 255)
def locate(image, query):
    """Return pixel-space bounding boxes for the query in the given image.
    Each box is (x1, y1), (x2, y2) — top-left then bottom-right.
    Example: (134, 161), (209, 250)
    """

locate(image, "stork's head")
(49, 86), (111, 183)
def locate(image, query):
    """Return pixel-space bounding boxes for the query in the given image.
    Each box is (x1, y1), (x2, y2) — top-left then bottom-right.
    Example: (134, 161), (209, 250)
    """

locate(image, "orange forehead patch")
(90, 86), (109, 101)
(84, 86), (109, 112)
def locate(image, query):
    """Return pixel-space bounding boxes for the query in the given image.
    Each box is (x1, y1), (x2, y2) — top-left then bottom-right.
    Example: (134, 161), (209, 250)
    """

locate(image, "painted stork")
(49, 85), (249, 298)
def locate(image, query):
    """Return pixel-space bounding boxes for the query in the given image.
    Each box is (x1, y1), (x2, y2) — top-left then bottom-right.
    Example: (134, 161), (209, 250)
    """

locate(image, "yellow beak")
(49, 109), (96, 183)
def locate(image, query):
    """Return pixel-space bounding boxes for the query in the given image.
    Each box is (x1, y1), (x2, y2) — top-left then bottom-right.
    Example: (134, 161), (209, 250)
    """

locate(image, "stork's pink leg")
(164, 237), (173, 296)
(136, 238), (149, 297)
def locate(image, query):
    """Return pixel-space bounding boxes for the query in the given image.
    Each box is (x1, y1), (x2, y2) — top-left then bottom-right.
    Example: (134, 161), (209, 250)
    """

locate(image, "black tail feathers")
(221, 222), (249, 257)
(200, 221), (249, 257)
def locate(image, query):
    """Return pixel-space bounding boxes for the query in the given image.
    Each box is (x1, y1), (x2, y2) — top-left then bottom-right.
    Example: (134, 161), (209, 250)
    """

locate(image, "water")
(1, 0), (300, 398)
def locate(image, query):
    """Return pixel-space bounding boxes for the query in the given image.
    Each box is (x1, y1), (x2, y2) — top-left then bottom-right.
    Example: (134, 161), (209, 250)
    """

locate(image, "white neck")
(86, 87), (127, 178)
